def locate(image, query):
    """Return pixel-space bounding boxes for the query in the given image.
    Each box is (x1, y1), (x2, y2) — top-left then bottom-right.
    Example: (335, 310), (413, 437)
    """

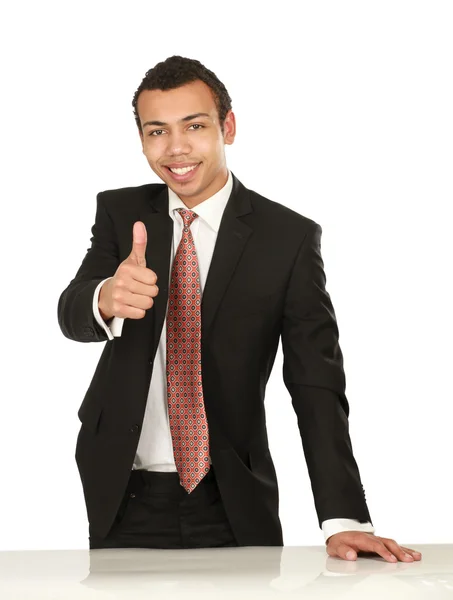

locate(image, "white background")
(1, 0), (451, 550)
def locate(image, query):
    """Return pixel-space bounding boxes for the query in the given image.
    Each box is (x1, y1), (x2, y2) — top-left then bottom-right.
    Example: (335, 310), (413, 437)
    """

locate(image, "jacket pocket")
(77, 400), (103, 434)
(248, 448), (277, 487)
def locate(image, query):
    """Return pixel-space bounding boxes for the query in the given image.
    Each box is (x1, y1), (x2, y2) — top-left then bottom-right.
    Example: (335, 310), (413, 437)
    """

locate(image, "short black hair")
(132, 55), (232, 133)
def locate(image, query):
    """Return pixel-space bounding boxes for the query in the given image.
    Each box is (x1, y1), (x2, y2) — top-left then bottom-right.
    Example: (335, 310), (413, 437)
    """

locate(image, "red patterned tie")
(166, 208), (210, 493)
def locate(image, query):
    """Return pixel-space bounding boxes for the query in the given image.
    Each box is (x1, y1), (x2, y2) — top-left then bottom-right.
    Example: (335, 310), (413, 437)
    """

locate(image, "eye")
(189, 124), (204, 130)
(149, 129), (164, 136)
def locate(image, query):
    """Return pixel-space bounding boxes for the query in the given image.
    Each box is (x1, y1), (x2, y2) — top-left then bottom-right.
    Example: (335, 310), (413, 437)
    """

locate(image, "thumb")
(327, 540), (357, 561)
(129, 221), (147, 267)
(336, 544), (357, 561)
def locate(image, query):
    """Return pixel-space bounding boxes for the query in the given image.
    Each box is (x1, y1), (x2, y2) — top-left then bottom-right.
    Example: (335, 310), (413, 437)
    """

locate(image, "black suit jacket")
(58, 172), (372, 546)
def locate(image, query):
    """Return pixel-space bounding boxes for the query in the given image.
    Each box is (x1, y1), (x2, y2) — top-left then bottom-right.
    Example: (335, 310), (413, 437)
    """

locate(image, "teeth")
(169, 164), (198, 175)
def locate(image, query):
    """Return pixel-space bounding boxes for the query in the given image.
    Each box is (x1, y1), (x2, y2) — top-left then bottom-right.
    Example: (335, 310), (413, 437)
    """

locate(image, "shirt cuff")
(92, 278), (124, 339)
(322, 519), (375, 542)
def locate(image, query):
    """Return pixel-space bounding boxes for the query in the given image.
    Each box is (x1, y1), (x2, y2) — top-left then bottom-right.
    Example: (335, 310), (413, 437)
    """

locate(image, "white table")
(0, 544), (452, 599)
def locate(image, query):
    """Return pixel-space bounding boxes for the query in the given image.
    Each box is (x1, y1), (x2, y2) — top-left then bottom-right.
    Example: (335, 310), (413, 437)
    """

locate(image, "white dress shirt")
(92, 169), (375, 542)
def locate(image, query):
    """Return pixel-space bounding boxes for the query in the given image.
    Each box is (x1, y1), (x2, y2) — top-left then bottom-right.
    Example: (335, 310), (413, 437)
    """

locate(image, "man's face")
(138, 79), (236, 207)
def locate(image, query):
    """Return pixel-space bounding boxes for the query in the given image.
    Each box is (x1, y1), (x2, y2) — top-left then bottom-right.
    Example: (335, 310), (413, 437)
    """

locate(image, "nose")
(166, 130), (192, 156)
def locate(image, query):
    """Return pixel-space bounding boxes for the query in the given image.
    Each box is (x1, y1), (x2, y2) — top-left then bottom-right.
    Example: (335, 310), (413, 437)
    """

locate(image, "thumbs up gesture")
(98, 222), (159, 320)
(127, 220), (148, 268)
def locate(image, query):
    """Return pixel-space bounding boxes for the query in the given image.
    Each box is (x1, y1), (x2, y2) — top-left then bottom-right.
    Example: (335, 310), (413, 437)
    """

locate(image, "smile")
(165, 162), (201, 182)
(169, 164), (198, 174)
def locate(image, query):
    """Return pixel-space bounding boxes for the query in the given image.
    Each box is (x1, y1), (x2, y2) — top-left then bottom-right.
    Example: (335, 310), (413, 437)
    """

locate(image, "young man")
(58, 55), (421, 562)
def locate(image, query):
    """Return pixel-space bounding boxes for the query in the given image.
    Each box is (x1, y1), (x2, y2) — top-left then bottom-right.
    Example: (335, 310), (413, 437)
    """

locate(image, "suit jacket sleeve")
(57, 192), (120, 343)
(281, 220), (372, 528)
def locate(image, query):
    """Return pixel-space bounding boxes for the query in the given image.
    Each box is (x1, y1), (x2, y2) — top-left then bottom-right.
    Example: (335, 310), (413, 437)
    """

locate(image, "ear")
(223, 110), (236, 145)
(139, 128), (145, 153)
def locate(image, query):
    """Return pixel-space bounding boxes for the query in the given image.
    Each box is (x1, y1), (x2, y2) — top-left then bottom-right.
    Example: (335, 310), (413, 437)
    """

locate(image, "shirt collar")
(167, 169), (233, 233)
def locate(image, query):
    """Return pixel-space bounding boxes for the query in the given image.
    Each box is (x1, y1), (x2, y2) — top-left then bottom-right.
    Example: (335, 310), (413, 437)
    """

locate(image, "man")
(58, 55), (421, 562)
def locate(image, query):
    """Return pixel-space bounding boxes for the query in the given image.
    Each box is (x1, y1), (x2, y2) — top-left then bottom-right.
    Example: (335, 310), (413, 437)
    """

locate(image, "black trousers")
(89, 465), (238, 549)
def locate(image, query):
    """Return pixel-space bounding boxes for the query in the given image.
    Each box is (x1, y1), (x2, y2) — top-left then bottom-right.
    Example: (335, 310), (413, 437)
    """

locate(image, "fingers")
(119, 263), (157, 286)
(110, 236), (158, 319)
(365, 539), (399, 562)
(332, 538), (397, 563)
(129, 265), (158, 285)
(327, 533), (423, 563)
(384, 541), (422, 561)
(129, 221), (147, 267)
(382, 538), (416, 562)
(117, 277), (158, 297)
(114, 305), (147, 320)
(400, 546), (422, 559)
(112, 289), (158, 314)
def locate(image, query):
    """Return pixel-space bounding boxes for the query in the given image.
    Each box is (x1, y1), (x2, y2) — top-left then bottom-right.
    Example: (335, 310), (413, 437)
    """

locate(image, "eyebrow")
(142, 112), (211, 128)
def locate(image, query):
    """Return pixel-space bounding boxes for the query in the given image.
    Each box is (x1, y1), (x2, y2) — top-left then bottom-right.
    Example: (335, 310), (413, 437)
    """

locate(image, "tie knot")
(176, 208), (198, 227)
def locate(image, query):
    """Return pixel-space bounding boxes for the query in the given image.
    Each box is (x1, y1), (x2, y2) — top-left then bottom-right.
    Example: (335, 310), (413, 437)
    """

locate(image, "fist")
(99, 221), (159, 320)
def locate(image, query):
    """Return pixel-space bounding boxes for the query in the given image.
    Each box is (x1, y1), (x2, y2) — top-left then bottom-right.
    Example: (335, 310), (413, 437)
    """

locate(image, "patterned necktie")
(166, 208), (210, 493)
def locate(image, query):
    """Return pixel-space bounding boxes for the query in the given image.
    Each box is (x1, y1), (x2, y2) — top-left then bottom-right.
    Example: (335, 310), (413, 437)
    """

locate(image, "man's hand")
(98, 221), (159, 321)
(326, 531), (422, 562)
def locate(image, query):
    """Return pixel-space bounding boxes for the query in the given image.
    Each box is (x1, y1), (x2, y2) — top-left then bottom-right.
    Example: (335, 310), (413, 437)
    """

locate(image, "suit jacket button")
(129, 424), (140, 433)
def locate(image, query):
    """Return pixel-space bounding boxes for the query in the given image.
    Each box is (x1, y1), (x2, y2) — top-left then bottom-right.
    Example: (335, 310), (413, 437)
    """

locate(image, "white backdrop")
(1, 0), (451, 550)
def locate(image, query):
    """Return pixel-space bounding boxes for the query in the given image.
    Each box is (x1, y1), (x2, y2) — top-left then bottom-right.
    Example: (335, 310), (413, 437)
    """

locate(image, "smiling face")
(137, 79), (236, 208)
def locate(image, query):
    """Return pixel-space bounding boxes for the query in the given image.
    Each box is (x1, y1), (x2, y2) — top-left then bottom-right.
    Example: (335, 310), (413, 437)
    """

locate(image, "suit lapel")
(140, 172), (253, 353)
(139, 186), (172, 355)
(201, 174), (253, 339)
